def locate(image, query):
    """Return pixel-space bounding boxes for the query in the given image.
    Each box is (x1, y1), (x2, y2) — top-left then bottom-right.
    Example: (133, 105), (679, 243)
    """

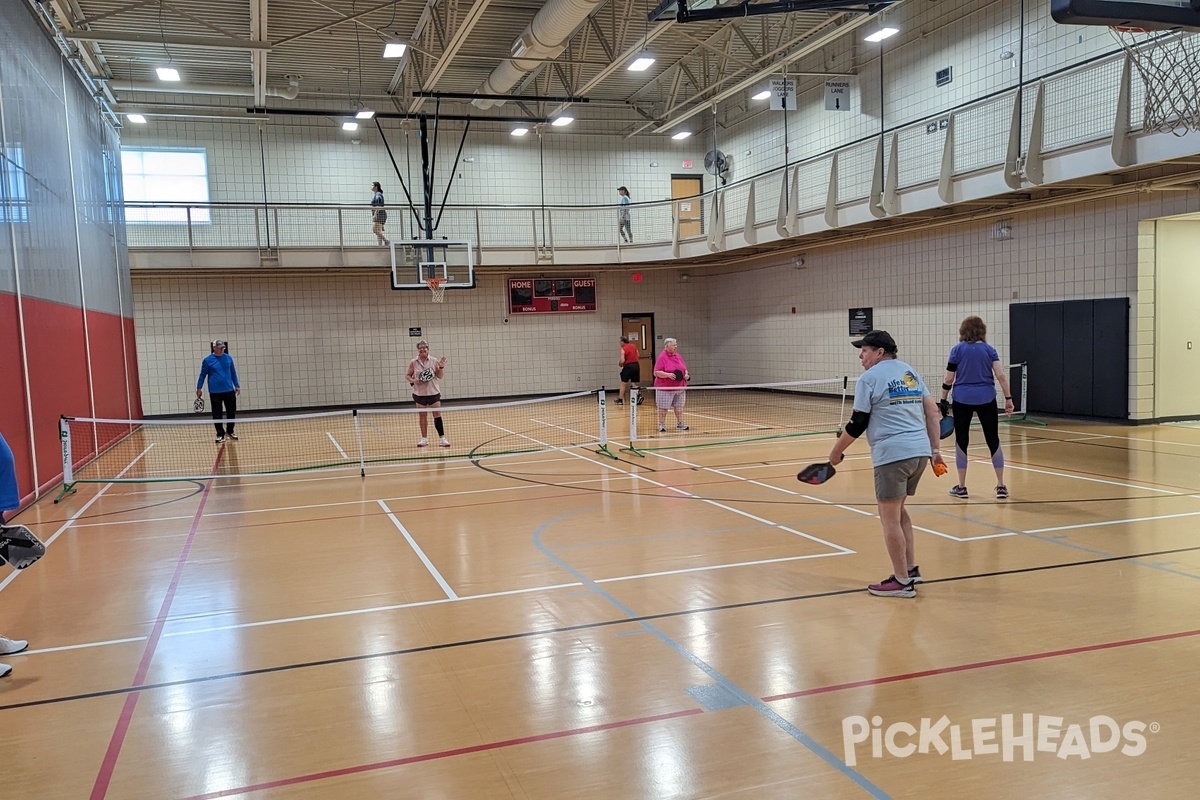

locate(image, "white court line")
(326, 431), (349, 459)
(997, 462), (1181, 494)
(0, 444), (155, 594)
(378, 499), (458, 599)
(22, 546), (867, 656)
(683, 411), (772, 428)
(1032, 424), (1200, 449)
(1025, 510), (1200, 535)
(488, 421), (854, 555)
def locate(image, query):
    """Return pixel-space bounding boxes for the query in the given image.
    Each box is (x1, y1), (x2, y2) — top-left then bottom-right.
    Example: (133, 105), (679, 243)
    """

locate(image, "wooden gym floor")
(1, 417), (1198, 798)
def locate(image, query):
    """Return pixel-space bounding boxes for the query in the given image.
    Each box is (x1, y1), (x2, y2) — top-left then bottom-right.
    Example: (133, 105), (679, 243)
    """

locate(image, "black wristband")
(1004, 396), (1012, 400)
(941, 383), (953, 391)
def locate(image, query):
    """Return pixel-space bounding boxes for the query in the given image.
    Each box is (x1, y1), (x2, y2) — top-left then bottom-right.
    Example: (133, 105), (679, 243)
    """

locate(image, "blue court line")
(532, 507), (892, 800)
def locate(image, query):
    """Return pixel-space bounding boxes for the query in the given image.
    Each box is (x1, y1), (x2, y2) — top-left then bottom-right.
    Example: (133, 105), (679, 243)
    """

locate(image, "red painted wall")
(0, 292), (140, 503)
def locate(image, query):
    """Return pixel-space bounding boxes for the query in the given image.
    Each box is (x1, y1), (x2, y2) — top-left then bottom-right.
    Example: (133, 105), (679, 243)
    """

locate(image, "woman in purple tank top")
(938, 316), (1015, 501)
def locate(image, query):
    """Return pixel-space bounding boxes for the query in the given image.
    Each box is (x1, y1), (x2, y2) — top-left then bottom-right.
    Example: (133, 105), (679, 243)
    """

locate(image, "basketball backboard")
(390, 239), (476, 290)
(1051, 0), (1200, 31)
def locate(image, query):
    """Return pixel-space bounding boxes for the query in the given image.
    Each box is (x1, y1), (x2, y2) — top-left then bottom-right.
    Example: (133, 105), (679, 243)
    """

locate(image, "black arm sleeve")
(843, 410), (871, 438)
(945, 362), (958, 372)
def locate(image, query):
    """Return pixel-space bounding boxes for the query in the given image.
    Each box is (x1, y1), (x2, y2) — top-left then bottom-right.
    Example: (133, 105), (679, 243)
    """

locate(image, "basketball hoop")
(426, 276), (446, 303)
(1108, 26), (1200, 135)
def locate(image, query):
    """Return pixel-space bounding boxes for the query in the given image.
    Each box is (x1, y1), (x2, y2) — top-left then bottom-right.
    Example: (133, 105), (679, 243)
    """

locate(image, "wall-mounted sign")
(408, 327), (422, 337)
(849, 307), (873, 337)
(508, 278), (597, 313)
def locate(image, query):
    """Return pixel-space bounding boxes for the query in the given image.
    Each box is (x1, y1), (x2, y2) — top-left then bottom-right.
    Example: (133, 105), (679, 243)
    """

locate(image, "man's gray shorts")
(873, 456), (928, 500)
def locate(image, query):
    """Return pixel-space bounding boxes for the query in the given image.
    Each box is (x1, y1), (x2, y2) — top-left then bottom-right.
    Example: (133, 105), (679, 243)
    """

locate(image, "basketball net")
(1108, 27), (1200, 136)
(426, 277), (446, 303)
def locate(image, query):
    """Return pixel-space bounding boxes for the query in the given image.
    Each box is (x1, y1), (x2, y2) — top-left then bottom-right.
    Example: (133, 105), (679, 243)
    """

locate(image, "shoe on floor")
(215, 435), (225, 444)
(0, 663), (10, 678)
(439, 437), (451, 447)
(996, 485), (1009, 500)
(908, 565), (923, 584)
(614, 398), (624, 405)
(948, 485), (968, 499)
(417, 438), (429, 447)
(868, 575), (916, 598)
(676, 424), (689, 431)
(658, 425), (666, 433)
(225, 432), (238, 441)
(0, 636), (29, 656)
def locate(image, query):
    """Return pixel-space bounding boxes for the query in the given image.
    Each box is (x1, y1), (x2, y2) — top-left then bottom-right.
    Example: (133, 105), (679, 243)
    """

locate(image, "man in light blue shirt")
(828, 331), (945, 598)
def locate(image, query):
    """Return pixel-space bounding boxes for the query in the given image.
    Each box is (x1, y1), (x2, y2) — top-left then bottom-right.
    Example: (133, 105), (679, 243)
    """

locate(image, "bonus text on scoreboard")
(508, 278), (597, 313)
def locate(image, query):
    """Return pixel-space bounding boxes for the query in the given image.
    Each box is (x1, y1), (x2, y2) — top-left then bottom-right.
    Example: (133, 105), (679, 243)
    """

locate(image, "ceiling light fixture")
(383, 41), (408, 58)
(155, 66), (181, 81)
(671, 131), (692, 140)
(864, 27), (899, 43)
(752, 89), (772, 100)
(551, 116), (574, 127)
(356, 108), (376, 119)
(510, 127), (529, 136)
(126, 114), (147, 124)
(627, 53), (656, 72)
(342, 121), (359, 131)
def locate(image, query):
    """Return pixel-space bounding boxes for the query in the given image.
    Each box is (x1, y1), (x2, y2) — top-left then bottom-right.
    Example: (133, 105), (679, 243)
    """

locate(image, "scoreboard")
(508, 278), (597, 313)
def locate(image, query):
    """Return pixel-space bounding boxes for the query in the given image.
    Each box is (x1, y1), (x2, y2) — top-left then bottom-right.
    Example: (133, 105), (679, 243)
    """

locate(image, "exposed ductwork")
(472, 0), (605, 109)
(111, 77), (300, 100)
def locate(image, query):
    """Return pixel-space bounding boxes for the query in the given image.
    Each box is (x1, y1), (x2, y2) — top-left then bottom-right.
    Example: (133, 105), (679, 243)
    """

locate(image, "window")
(121, 148), (210, 223)
(1, 146), (27, 224)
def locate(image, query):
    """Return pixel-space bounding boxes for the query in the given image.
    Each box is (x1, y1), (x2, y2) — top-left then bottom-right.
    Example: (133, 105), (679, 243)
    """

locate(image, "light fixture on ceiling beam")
(155, 66), (181, 81)
(627, 52), (656, 72)
(510, 127), (529, 136)
(864, 27), (899, 43)
(752, 89), (771, 100)
(356, 108), (376, 119)
(342, 121), (359, 131)
(551, 116), (574, 127)
(383, 41), (408, 58)
(126, 113), (147, 124)
(671, 131), (691, 140)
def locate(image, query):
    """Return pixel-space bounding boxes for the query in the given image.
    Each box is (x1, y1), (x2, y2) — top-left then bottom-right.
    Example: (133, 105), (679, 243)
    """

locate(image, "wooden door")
(621, 313), (655, 384)
(671, 175), (703, 238)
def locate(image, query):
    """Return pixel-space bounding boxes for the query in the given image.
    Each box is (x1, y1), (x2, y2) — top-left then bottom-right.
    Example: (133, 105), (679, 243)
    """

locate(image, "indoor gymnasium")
(3, 0), (1200, 796)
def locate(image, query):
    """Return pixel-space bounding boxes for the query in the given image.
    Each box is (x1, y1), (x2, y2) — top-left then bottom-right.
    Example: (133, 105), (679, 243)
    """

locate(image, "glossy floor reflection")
(1, 419), (1197, 798)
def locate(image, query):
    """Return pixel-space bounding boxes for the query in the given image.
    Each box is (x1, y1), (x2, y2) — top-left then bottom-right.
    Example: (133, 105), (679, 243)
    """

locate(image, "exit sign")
(682, 160), (693, 169)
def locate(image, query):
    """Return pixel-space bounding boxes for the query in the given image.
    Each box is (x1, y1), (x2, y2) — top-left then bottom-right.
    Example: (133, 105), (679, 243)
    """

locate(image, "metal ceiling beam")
(251, 0), (268, 107)
(627, 7), (885, 135)
(388, 0), (437, 96)
(545, 19), (674, 117)
(409, 0), (495, 113)
(65, 30), (271, 51)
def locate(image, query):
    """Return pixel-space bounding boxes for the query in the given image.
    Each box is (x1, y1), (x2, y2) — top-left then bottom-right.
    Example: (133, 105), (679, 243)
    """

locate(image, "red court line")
(89, 446), (225, 800)
(178, 626), (1199, 799)
(762, 626), (1200, 702)
(181, 708), (704, 800)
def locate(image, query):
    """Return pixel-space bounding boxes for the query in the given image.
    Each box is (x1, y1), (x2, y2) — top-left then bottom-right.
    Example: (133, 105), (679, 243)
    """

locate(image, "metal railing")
(123, 41), (1170, 258)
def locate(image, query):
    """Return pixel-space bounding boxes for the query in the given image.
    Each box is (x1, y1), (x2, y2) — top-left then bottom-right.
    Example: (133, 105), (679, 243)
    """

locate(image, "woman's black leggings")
(952, 400), (1002, 470)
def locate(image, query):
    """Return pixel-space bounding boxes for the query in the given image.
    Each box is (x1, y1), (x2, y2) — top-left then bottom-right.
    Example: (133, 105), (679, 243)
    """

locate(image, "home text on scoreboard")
(508, 278), (597, 313)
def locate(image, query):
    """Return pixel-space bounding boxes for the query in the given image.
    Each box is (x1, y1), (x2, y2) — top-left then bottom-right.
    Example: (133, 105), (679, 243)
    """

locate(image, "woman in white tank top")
(406, 340), (450, 447)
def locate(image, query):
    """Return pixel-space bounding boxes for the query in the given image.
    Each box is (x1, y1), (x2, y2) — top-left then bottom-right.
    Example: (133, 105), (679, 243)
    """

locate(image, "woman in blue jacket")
(197, 340), (241, 444)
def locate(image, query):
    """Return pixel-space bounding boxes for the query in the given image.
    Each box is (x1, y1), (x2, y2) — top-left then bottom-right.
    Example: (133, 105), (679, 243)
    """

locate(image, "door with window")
(620, 313), (655, 390)
(671, 175), (703, 238)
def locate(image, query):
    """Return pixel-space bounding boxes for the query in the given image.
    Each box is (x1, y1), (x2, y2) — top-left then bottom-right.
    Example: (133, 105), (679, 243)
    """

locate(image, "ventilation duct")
(472, 0), (604, 109)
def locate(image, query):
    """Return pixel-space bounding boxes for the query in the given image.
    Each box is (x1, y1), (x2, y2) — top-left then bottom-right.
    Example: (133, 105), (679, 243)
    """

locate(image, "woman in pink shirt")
(653, 337), (690, 432)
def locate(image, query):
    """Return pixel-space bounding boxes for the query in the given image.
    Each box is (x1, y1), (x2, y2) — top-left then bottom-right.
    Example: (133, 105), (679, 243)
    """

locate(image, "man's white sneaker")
(0, 636), (29, 656)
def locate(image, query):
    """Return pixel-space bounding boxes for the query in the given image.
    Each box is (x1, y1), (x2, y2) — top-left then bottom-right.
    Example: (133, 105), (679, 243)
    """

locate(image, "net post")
(621, 387), (647, 457)
(353, 408), (366, 477)
(54, 416), (77, 503)
(595, 389), (617, 459)
(839, 375), (849, 430)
